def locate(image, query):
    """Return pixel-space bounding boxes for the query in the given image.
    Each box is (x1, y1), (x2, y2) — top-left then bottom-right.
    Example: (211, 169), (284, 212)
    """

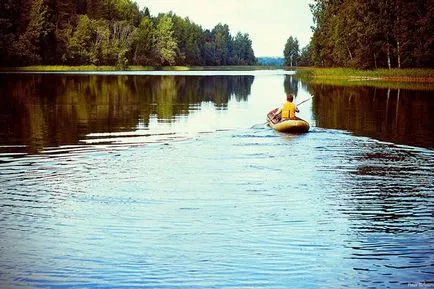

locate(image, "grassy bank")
(294, 67), (434, 90)
(295, 67), (434, 81)
(0, 65), (282, 72)
(1, 65), (162, 71)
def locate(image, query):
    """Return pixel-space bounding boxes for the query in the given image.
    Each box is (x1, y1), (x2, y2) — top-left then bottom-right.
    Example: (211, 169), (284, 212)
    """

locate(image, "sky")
(135, 0), (315, 57)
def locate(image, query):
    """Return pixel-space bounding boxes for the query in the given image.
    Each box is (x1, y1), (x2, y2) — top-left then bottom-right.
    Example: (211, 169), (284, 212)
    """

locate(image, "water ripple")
(0, 128), (433, 288)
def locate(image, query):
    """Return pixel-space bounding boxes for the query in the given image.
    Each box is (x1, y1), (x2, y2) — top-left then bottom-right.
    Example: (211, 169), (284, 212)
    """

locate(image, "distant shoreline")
(0, 65), (283, 72)
(2, 65), (433, 84)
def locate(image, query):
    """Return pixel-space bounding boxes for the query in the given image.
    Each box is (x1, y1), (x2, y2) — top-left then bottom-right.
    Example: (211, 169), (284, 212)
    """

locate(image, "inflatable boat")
(267, 108), (310, 133)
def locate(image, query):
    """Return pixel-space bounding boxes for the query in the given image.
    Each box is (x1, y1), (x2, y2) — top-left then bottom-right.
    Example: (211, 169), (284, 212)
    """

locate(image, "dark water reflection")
(0, 74), (253, 153)
(1, 74), (433, 152)
(305, 83), (434, 149)
(0, 72), (433, 288)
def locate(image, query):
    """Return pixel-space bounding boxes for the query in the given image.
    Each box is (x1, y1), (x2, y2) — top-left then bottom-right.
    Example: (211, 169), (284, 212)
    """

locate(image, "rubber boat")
(267, 108), (310, 133)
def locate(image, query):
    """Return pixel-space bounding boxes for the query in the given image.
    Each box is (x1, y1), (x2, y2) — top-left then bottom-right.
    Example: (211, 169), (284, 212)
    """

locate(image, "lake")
(0, 71), (433, 288)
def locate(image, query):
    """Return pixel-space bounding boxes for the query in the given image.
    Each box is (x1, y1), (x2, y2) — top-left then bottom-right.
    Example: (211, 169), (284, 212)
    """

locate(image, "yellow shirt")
(281, 101), (296, 119)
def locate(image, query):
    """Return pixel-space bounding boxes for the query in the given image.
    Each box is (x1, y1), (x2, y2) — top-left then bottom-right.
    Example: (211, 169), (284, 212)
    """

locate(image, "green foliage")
(298, 44), (312, 67)
(212, 23), (231, 65)
(131, 16), (156, 65)
(308, 0), (434, 69)
(154, 15), (177, 66)
(283, 36), (299, 67)
(10, 0), (49, 65)
(0, 0), (257, 68)
(169, 14), (204, 65)
(233, 32), (256, 65)
(65, 15), (93, 64)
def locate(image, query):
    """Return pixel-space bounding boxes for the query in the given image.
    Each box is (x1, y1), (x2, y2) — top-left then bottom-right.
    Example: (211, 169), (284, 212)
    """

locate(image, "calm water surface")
(0, 71), (433, 288)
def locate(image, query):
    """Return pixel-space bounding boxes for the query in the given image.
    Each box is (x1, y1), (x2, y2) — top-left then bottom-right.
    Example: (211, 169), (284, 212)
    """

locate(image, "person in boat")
(273, 93), (299, 122)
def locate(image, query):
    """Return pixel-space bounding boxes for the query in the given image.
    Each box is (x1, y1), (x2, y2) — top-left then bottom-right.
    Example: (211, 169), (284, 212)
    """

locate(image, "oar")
(252, 108), (278, 128)
(296, 95), (314, 106)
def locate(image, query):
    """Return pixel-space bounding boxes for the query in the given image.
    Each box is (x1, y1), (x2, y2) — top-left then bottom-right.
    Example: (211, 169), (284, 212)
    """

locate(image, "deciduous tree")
(284, 36), (299, 67)
(154, 14), (177, 66)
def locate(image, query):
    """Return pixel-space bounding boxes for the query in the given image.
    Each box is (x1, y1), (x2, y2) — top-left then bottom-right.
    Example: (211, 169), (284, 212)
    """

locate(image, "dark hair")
(287, 94), (294, 102)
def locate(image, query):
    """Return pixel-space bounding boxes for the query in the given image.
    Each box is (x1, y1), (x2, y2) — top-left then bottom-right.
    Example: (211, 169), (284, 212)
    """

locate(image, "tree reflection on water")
(305, 83), (434, 149)
(0, 74), (254, 153)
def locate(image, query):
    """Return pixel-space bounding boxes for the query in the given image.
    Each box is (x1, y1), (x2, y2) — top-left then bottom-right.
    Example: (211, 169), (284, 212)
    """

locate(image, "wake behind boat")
(267, 108), (310, 133)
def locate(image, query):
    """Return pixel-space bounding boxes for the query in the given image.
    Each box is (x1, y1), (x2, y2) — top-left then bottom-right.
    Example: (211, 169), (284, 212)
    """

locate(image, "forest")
(299, 0), (434, 69)
(0, 0), (256, 67)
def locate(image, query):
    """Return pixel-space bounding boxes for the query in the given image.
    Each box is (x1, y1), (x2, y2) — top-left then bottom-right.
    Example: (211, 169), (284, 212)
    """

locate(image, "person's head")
(287, 94), (294, 102)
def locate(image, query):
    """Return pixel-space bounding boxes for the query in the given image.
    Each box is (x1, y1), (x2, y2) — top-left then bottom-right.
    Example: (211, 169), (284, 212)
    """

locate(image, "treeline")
(0, 0), (256, 67)
(305, 0), (434, 69)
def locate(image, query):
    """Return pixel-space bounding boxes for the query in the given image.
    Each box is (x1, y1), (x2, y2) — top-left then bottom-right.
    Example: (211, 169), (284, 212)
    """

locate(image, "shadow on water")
(0, 74), (254, 153)
(303, 82), (434, 150)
